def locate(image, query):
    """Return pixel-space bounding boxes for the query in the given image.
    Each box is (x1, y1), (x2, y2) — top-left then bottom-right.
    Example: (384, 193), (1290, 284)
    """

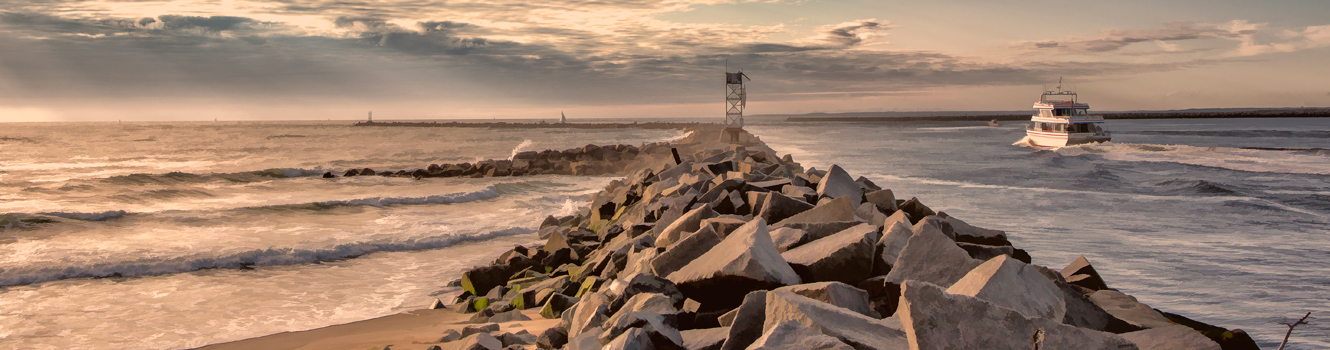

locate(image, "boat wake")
(1055, 142), (1330, 175)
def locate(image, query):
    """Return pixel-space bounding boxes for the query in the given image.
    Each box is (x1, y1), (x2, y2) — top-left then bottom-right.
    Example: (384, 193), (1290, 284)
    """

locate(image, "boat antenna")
(1057, 76), (1064, 92)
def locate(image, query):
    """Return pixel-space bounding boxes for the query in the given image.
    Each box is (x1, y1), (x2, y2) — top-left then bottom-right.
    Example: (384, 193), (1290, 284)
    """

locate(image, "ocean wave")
(310, 187), (499, 208)
(1155, 179), (1241, 196)
(1056, 142), (1330, 176)
(37, 210), (129, 221)
(508, 139), (535, 160)
(0, 227), (534, 287)
(1139, 130), (1330, 138)
(250, 168), (330, 178)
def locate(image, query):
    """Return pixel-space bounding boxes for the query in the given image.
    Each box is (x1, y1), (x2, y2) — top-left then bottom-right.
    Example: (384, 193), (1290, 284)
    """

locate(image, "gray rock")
(945, 255), (1067, 321)
(681, 327), (730, 350)
(567, 293), (611, 338)
(781, 223), (879, 285)
(540, 294), (580, 319)
(496, 331), (533, 346)
(1119, 325), (1221, 350)
(616, 292), (679, 315)
(896, 197), (934, 225)
(462, 323), (500, 337)
(619, 246), (660, 278)
(599, 311), (684, 348)
(938, 211), (1010, 246)
(566, 327), (605, 350)
(720, 291), (769, 350)
(462, 265), (517, 297)
(445, 333), (503, 350)
(717, 308), (739, 327)
(762, 289), (908, 350)
(758, 192), (815, 225)
(914, 215), (955, 241)
(1089, 290), (1176, 329)
(657, 204), (721, 247)
(853, 202), (887, 226)
(815, 165), (861, 207)
(897, 280), (1137, 350)
(769, 226), (808, 252)
(774, 282), (878, 318)
(745, 320), (853, 350)
(667, 219), (801, 311)
(779, 221), (861, 247)
(439, 329), (463, 342)
(603, 327), (654, 350)
(774, 196), (856, 226)
(872, 221), (912, 276)
(747, 192), (771, 217)
(883, 219), (981, 288)
(855, 276), (899, 318)
(956, 242), (1016, 261)
(863, 189), (897, 214)
(603, 273), (686, 311)
(536, 326), (569, 349)
(781, 185), (818, 203)
(489, 310), (533, 323)
(653, 225), (725, 277)
(703, 217), (749, 236)
(1061, 255), (1111, 291)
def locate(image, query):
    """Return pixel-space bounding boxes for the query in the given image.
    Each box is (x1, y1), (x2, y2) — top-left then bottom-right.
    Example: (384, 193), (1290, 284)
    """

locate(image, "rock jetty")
(414, 126), (1259, 350)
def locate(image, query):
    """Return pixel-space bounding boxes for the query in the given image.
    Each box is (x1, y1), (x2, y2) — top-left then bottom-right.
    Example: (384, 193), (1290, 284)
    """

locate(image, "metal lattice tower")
(725, 71), (749, 129)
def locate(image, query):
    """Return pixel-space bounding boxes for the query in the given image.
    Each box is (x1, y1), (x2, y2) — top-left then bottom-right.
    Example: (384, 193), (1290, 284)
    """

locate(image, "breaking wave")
(1055, 142), (1330, 175)
(38, 210), (129, 221)
(0, 227), (534, 287)
(1156, 179), (1241, 196)
(310, 187), (499, 208)
(508, 139), (535, 160)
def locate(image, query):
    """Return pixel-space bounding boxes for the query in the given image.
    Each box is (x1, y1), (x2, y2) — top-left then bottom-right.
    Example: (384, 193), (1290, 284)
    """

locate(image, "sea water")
(747, 117), (1330, 349)
(0, 121), (687, 349)
(2, 118), (1327, 349)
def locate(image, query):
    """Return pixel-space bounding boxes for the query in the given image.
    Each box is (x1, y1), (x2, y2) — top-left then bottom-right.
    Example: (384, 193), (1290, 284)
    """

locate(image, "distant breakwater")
(351, 121), (707, 129)
(315, 124), (1260, 350)
(784, 108), (1330, 123)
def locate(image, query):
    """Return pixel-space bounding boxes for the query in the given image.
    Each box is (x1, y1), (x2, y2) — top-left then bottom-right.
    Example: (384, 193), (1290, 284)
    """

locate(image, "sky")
(0, 0), (1328, 121)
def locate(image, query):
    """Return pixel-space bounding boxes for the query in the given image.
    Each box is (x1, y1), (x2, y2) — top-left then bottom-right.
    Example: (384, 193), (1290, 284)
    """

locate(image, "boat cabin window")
(1039, 110), (1052, 118)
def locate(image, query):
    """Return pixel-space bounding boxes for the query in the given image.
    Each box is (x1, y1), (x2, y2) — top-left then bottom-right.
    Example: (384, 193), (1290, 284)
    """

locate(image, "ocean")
(1, 118), (1327, 349)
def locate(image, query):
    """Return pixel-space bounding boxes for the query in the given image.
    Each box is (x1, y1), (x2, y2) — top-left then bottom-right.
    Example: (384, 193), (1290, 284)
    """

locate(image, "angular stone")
(537, 326), (569, 349)
(541, 294), (580, 319)
(1089, 290), (1176, 329)
(489, 310), (532, 323)
(855, 276), (899, 318)
(444, 333), (503, 350)
(567, 293), (611, 338)
(956, 242), (1016, 261)
(781, 185), (818, 203)
(779, 221), (861, 246)
(462, 323), (500, 337)
(680, 327), (729, 350)
(719, 291), (768, 350)
(762, 289), (908, 350)
(815, 165), (861, 207)
(603, 273), (686, 312)
(897, 281), (1137, 350)
(1061, 256), (1111, 291)
(774, 196), (856, 226)
(863, 189), (897, 214)
(758, 192), (815, 225)
(604, 327), (654, 350)
(496, 331), (534, 346)
(769, 227), (807, 252)
(853, 202), (887, 226)
(896, 197), (934, 225)
(667, 219), (801, 312)
(565, 327), (604, 350)
(439, 329), (463, 343)
(599, 311), (684, 348)
(946, 255), (1067, 321)
(702, 217), (748, 236)
(462, 265), (517, 296)
(938, 212), (1010, 246)
(544, 231), (580, 260)
(883, 220), (981, 288)
(746, 320), (853, 350)
(657, 204), (721, 247)
(781, 223), (879, 285)
(1119, 325), (1221, 350)
(774, 282), (878, 318)
(872, 221), (912, 276)
(653, 225), (724, 277)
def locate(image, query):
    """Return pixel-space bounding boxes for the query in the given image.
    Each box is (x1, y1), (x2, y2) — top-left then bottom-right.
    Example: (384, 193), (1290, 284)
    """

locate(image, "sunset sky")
(1, 0), (1328, 121)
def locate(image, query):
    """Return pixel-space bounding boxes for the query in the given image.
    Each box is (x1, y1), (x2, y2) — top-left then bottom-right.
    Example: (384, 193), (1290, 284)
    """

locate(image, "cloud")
(1229, 23), (1330, 56)
(1012, 22), (1240, 54)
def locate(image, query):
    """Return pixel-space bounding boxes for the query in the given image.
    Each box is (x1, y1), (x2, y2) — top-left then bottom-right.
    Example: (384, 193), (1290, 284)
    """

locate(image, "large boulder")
(746, 320), (854, 350)
(945, 255), (1067, 321)
(442, 333), (503, 350)
(1119, 325), (1221, 350)
(815, 165), (861, 207)
(667, 219), (801, 312)
(938, 212), (1010, 246)
(1088, 290), (1176, 329)
(863, 189), (897, 214)
(757, 192), (815, 225)
(769, 226), (808, 252)
(883, 220), (982, 288)
(762, 289), (908, 350)
(719, 291), (768, 350)
(680, 327), (729, 350)
(603, 273), (686, 311)
(774, 196), (856, 226)
(872, 221), (912, 276)
(896, 198), (934, 225)
(599, 311), (684, 348)
(657, 204), (721, 247)
(1061, 256), (1111, 291)
(462, 265), (518, 296)
(781, 223), (879, 285)
(897, 281), (1138, 350)
(653, 225), (725, 277)
(603, 327), (655, 350)
(537, 326), (569, 349)
(567, 293), (612, 338)
(774, 282), (878, 318)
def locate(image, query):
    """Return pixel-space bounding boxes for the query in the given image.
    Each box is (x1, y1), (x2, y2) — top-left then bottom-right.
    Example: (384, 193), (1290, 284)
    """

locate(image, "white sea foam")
(311, 186), (500, 207)
(1058, 142), (1330, 175)
(0, 226), (533, 287)
(508, 139), (535, 160)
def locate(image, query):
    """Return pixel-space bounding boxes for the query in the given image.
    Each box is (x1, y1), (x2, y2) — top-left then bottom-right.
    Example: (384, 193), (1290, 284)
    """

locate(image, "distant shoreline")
(351, 121), (707, 129)
(782, 109), (1330, 123)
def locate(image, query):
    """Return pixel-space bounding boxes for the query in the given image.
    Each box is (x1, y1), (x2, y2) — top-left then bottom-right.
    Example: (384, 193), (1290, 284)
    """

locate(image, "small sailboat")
(1023, 79), (1110, 148)
(559, 111), (567, 124)
(988, 119), (1000, 127)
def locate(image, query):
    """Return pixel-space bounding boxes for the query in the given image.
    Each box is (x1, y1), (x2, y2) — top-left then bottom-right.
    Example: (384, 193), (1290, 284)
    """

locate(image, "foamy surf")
(508, 139), (535, 160)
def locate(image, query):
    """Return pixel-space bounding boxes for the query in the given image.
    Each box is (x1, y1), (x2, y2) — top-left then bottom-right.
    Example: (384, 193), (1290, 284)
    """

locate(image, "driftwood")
(1276, 311), (1312, 350)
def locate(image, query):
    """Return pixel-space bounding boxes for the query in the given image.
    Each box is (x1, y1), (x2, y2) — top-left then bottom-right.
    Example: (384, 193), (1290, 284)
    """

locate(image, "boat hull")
(1026, 131), (1110, 148)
